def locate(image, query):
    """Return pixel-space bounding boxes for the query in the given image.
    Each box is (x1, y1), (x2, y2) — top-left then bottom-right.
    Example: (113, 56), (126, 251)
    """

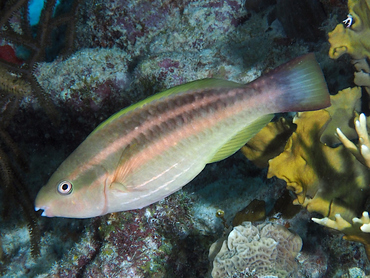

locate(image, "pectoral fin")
(110, 181), (128, 192)
(207, 114), (274, 163)
(110, 143), (141, 191)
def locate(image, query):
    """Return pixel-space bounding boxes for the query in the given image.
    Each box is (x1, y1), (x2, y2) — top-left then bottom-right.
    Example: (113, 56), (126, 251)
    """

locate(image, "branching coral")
(311, 0), (370, 261)
(267, 88), (370, 222)
(312, 113), (370, 259)
(337, 113), (370, 168)
(312, 212), (370, 259)
(352, 57), (370, 97)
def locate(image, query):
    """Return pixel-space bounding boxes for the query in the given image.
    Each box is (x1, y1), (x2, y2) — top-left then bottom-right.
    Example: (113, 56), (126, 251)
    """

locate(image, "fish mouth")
(35, 206), (51, 217)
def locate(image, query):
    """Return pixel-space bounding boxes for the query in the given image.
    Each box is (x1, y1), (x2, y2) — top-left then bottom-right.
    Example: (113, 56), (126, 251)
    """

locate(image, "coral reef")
(263, 91), (370, 263)
(75, 0), (248, 53)
(312, 212), (370, 259)
(209, 221), (302, 278)
(303, 0), (370, 264)
(312, 113), (370, 260)
(4, 0), (370, 276)
(36, 191), (212, 277)
(28, 0), (313, 114)
(267, 88), (370, 222)
(34, 48), (131, 113)
(0, 0), (83, 260)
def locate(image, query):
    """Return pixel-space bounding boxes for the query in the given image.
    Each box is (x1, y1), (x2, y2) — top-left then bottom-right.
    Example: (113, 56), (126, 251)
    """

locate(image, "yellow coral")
(267, 88), (370, 221)
(353, 58), (370, 96)
(328, 0), (370, 60)
(328, 0), (370, 98)
(312, 212), (370, 259)
(241, 118), (296, 168)
(320, 87), (361, 146)
(337, 112), (370, 168)
(313, 113), (370, 260)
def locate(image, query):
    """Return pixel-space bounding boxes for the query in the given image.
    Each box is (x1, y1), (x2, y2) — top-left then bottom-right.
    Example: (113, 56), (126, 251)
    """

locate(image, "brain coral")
(209, 222), (302, 278)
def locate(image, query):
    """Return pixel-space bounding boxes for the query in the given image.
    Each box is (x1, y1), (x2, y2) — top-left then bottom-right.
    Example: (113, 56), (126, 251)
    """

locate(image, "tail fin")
(255, 53), (331, 112)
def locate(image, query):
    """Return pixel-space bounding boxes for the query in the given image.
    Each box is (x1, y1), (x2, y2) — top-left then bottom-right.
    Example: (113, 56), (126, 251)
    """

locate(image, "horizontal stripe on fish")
(68, 86), (252, 182)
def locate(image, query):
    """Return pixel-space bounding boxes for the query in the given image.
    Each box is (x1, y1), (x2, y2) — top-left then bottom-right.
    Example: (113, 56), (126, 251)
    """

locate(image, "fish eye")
(57, 181), (73, 195)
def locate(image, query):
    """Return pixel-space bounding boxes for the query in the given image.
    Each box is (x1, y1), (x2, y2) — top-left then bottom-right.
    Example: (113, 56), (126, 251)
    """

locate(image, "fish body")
(35, 53), (330, 218)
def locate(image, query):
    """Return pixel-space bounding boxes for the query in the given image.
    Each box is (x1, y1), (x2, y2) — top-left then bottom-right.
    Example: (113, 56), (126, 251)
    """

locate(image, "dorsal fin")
(207, 114), (274, 163)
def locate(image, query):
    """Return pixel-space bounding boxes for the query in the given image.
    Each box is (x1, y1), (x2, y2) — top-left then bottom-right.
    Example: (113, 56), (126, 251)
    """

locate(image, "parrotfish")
(35, 53), (330, 218)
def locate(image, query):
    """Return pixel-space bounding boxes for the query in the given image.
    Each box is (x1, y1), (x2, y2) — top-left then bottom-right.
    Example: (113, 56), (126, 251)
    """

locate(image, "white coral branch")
(312, 211), (370, 233)
(337, 113), (370, 168)
(354, 211), (370, 233)
(312, 213), (351, 230)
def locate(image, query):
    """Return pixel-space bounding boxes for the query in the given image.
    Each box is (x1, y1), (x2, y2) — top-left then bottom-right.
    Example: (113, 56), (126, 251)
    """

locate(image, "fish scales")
(35, 53), (331, 218)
